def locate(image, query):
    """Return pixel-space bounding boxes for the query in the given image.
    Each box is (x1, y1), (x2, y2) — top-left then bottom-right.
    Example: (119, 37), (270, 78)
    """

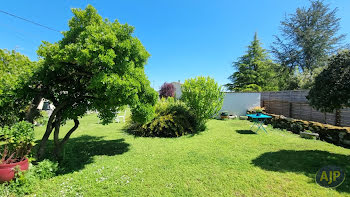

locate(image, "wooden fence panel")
(341, 109), (350, 126)
(261, 90), (350, 127)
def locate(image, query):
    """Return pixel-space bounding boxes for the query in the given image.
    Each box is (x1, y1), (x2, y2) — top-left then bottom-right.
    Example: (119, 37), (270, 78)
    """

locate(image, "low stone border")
(264, 113), (350, 148)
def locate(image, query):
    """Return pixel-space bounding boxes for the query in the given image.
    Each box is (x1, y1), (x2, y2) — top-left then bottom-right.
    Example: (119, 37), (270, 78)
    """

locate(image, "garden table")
(246, 114), (272, 133)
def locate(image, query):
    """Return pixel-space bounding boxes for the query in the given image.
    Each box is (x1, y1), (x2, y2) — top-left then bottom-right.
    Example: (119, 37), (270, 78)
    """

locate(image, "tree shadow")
(34, 135), (129, 174)
(236, 130), (257, 134)
(252, 150), (350, 193)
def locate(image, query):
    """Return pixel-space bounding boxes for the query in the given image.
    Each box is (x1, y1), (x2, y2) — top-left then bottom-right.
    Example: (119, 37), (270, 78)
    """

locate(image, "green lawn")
(29, 113), (350, 196)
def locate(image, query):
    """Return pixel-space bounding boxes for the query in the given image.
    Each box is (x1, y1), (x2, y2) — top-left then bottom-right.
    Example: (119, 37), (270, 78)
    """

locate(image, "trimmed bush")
(129, 98), (197, 137)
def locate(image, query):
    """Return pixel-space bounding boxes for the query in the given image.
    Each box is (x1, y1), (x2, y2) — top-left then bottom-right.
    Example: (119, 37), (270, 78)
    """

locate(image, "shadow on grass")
(252, 150), (350, 193)
(35, 135), (129, 174)
(236, 130), (257, 135)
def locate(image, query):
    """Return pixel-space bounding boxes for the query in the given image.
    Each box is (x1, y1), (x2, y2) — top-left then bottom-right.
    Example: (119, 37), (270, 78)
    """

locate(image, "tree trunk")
(36, 101), (70, 160)
(53, 144), (64, 161)
(54, 114), (61, 146)
(36, 113), (56, 160)
(53, 119), (79, 161)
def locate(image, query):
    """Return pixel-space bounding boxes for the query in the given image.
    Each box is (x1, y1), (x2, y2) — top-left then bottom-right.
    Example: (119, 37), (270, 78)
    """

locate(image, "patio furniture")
(246, 114), (272, 133)
(115, 110), (126, 123)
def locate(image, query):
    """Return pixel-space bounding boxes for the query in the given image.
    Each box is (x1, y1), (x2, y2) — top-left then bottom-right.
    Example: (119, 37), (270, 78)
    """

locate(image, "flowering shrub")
(247, 106), (265, 114)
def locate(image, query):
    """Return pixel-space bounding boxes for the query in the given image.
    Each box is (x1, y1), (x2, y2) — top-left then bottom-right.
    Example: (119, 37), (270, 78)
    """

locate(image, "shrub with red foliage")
(159, 82), (175, 98)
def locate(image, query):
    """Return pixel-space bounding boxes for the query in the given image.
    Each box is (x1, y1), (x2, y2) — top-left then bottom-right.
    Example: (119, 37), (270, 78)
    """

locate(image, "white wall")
(172, 82), (182, 99)
(219, 92), (261, 116)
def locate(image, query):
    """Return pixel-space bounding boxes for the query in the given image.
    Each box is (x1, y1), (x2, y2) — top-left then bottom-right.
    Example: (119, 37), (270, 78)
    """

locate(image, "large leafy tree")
(272, 0), (345, 89)
(226, 33), (279, 92)
(0, 49), (38, 127)
(307, 50), (350, 113)
(35, 5), (157, 159)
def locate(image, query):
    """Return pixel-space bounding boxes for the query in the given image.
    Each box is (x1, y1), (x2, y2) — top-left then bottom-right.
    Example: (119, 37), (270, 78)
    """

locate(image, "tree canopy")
(181, 76), (224, 130)
(307, 50), (350, 113)
(159, 82), (175, 98)
(226, 33), (279, 92)
(0, 49), (38, 127)
(272, 0), (345, 90)
(35, 5), (158, 159)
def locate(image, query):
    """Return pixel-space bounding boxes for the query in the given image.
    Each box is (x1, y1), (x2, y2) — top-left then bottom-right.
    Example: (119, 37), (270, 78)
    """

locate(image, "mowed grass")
(30, 113), (350, 196)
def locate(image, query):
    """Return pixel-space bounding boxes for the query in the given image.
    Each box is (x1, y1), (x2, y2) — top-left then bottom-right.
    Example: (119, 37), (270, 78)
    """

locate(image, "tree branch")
(60, 119), (79, 146)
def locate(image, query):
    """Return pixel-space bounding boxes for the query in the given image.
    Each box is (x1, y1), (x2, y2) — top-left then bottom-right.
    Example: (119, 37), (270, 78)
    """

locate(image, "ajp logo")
(315, 166), (345, 188)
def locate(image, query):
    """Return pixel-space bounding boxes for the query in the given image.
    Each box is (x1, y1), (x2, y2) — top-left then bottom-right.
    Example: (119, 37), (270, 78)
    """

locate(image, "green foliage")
(34, 5), (157, 158)
(130, 98), (197, 137)
(0, 49), (38, 127)
(32, 159), (59, 179)
(37, 5), (157, 124)
(305, 130), (312, 134)
(34, 111), (49, 126)
(277, 65), (326, 90)
(265, 113), (350, 146)
(226, 33), (280, 92)
(307, 50), (350, 112)
(159, 96), (175, 109)
(272, 0), (345, 90)
(0, 121), (35, 164)
(2, 167), (36, 196)
(240, 84), (262, 92)
(0, 160), (59, 196)
(181, 76), (224, 130)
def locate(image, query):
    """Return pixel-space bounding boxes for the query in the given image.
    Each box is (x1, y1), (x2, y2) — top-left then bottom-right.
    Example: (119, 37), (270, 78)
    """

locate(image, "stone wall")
(264, 113), (350, 148)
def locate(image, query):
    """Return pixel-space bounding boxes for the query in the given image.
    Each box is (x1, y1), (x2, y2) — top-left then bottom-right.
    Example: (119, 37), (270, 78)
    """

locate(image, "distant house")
(171, 81), (182, 99)
(37, 98), (55, 111)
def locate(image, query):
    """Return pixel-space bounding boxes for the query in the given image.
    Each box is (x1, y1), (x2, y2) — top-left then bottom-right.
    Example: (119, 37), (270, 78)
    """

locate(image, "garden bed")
(264, 113), (350, 148)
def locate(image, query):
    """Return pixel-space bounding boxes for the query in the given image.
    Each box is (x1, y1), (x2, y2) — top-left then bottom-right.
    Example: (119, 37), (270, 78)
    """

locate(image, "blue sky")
(1, 0), (349, 90)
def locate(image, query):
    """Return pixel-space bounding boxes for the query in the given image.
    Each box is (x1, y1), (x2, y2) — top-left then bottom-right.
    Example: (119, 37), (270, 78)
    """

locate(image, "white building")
(218, 92), (260, 116)
(171, 81), (182, 99)
(165, 81), (260, 116)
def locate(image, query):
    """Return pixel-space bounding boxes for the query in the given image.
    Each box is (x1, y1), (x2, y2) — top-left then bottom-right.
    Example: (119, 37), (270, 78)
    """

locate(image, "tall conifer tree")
(226, 33), (279, 92)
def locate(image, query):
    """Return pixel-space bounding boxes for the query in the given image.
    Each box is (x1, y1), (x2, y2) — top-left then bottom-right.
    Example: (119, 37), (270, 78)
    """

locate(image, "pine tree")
(226, 33), (279, 92)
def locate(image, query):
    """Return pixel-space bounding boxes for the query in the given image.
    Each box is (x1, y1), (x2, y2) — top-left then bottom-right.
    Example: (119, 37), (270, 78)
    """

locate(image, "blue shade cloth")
(246, 114), (272, 119)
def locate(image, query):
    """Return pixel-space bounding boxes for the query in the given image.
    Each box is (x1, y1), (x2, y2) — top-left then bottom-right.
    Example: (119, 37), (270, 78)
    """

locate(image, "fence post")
(335, 109), (341, 126)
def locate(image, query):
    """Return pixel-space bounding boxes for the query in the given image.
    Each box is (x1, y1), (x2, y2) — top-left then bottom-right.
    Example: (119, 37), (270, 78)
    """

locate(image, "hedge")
(263, 113), (350, 148)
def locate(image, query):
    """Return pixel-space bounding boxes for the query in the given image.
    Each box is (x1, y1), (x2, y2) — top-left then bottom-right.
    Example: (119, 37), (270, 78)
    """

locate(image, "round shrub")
(130, 98), (197, 137)
(180, 76), (224, 130)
